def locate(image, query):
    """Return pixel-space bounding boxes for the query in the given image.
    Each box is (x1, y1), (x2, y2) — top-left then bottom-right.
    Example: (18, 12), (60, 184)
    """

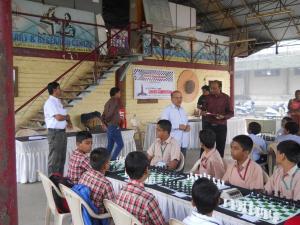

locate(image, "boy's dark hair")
(232, 135), (253, 152)
(277, 140), (300, 164)
(47, 82), (60, 95)
(110, 87), (120, 97)
(201, 85), (210, 92)
(76, 131), (92, 143)
(248, 122), (262, 135)
(125, 152), (149, 180)
(157, 120), (172, 134)
(90, 148), (110, 171)
(282, 116), (293, 123)
(284, 121), (299, 134)
(192, 178), (220, 214)
(199, 129), (216, 149)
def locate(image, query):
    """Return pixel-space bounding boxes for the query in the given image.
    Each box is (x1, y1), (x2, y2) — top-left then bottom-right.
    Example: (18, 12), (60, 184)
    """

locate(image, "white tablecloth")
(108, 177), (254, 225)
(16, 130), (136, 183)
(143, 120), (202, 151)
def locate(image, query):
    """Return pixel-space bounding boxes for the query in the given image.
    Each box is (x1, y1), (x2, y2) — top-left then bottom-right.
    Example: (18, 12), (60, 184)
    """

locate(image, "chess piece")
(255, 207), (261, 218)
(221, 180), (225, 186)
(242, 202), (247, 214)
(272, 212), (280, 223)
(230, 200), (236, 210)
(263, 209), (269, 220)
(248, 204), (254, 216)
(223, 199), (229, 208)
(237, 201), (243, 212)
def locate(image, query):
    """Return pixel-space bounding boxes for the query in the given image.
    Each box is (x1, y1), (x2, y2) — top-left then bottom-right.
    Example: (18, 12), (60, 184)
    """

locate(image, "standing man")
(102, 87), (124, 160)
(197, 85), (210, 110)
(161, 90), (190, 157)
(44, 82), (72, 175)
(201, 80), (233, 157)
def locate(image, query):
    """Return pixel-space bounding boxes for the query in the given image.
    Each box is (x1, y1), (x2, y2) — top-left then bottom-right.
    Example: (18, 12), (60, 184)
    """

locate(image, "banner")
(133, 68), (175, 99)
(12, 0), (97, 52)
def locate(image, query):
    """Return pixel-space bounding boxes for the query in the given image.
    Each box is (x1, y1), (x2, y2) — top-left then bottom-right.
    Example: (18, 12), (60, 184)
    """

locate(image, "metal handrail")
(14, 25), (130, 113)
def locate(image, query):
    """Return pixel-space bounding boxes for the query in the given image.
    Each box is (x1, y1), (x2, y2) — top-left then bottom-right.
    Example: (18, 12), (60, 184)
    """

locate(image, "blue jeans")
(107, 125), (124, 160)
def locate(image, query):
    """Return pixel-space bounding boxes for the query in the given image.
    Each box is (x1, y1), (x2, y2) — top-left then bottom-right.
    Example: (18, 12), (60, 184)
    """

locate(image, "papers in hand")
(173, 192), (188, 198)
(28, 136), (47, 140)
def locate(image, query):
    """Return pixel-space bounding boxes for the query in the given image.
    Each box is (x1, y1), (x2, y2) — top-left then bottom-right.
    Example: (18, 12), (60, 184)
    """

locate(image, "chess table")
(107, 169), (300, 225)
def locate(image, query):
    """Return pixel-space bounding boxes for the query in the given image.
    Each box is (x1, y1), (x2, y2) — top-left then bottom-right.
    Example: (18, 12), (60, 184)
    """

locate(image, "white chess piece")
(221, 180), (225, 186)
(203, 172), (207, 178)
(223, 199), (229, 208)
(230, 200), (236, 210)
(208, 174), (211, 180)
(199, 174), (203, 178)
(242, 202), (247, 214)
(248, 204), (254, 216)
(272, 212), (280, 223)
(255, 207), (261, 218)
(263, 209), (269, 220)
(237, 201), (243, 212)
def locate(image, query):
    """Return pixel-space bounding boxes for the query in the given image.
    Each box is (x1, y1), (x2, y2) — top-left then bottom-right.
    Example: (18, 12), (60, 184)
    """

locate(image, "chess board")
(109, 159), (125, 172)
(220, 193), (300, 224)
(161, 174), (229, 196)
(117, 166), (185, 185)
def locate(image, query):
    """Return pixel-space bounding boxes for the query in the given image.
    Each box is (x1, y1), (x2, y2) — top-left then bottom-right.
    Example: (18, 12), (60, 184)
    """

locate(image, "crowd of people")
(43, 81), (300, 225)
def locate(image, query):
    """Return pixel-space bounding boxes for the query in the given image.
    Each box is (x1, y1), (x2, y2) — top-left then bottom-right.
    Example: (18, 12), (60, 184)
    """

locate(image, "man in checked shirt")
(79, 148), (115, 213)
(67, 131), (92, 183)
(116, 152), (167, 225)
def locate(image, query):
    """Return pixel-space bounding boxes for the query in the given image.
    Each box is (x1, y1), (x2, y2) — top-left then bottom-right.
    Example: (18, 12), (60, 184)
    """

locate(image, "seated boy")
(276, 116), (293, 136)
(247, 122), (267, 163)
(147, 120), (181, 170)
(78, 148), (115, 213)
(193, 129), (225, 179)
(265, 140), (300, 200)
(67, 131), (92, 183)
(116, 152), (166, 225)
(183, 178), (222, 225)
(222, 135), (264, 190)
(276, 121), (300, 144)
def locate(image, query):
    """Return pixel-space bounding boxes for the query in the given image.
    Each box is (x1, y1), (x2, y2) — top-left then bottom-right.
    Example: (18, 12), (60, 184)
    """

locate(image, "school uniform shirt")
(276, 134), (300, 144)
(44, 95), (67, 129)
(147, 136), (181, 166)
(161, 104), (189, 148)
(67, 149), (91, 184)
(78, 168), (115, 213)
(248, 134), (267, 161)
(183, 209), (223, 225)
(222, 158), (264, 190)
(116, 180), (166, 225)
(265, 165), (300, 201)
(197, 149), (225, 179)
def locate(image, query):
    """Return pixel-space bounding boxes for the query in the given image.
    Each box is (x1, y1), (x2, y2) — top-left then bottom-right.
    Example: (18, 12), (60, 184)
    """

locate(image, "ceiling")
(169, 0), (300, 54)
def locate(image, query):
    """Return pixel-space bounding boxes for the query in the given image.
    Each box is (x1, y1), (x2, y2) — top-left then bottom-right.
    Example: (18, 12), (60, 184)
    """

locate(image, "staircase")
(17, 54), (142, 133)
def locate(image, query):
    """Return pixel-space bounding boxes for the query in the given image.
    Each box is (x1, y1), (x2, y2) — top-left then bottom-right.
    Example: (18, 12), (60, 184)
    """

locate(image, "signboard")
(133, 68), (175, 99)
(12, 0), (97, 52)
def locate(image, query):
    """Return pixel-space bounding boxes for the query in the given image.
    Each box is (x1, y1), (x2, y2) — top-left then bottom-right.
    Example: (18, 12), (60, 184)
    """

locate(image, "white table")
(16, 130), (136, 183)
(143, 119), (202, 151)
(108, 177), (254, 225)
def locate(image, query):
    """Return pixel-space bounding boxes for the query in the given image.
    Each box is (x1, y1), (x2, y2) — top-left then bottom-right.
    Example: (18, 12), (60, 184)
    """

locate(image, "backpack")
(49, 173), (74, 213)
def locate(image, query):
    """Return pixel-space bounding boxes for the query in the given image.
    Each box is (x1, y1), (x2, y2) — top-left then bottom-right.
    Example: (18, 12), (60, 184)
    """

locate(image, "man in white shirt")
(44, 82), (72, 175)
(161, 90), (190, 157)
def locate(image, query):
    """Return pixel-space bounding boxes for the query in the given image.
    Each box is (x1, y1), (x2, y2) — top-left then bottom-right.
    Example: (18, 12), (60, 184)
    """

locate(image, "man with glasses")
(161, 90), (190, 157)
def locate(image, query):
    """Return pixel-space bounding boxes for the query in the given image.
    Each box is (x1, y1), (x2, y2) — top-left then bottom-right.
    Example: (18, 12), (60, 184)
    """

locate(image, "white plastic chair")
(103, 199), (142, 225)
(175, 152), (185, 172)
(38, 171), (71, 225)
(59, 184), (111, 225)
(169, 218), (185, 225)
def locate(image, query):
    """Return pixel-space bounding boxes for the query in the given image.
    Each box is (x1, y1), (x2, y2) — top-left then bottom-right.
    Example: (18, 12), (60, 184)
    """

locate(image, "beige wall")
(14, 56), (94, 128)
(125, 64), (230, 129)
(13, 56), (230, 131)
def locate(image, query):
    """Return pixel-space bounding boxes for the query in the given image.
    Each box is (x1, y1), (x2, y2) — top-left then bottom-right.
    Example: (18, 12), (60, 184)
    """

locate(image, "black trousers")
(202, 121), (227, 158)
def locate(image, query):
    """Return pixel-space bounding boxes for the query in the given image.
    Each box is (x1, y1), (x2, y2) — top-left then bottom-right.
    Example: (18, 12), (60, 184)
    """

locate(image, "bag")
(49, 173), (74, 213)
(81, 111), (107, 132)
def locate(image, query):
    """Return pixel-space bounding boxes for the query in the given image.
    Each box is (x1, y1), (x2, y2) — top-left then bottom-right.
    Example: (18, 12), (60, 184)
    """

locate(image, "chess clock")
(221, 188), (243, 200)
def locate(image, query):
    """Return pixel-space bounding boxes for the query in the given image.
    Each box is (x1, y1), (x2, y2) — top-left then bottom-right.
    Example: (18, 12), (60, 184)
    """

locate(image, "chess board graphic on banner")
(133, 68), (175, 99)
